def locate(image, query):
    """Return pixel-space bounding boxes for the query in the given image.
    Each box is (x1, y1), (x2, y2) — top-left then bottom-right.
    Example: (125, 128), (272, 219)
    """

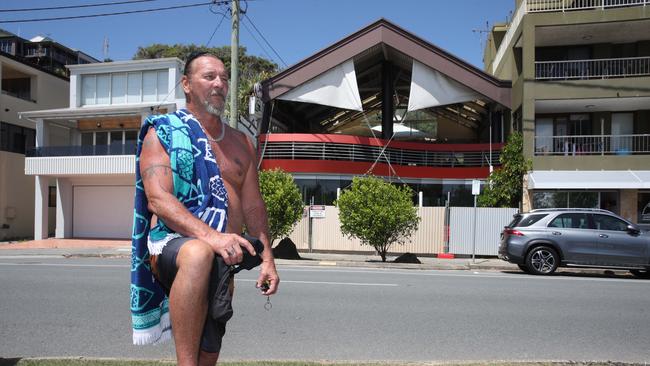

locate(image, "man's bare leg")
(169, 240), (214, 366)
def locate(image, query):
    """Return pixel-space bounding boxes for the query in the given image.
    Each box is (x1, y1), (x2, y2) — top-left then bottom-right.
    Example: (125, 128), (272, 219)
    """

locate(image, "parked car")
(498, 208), (650, 277)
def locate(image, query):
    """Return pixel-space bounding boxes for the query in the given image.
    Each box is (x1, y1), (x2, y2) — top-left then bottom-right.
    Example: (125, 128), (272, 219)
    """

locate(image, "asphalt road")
(1, 257), (649, 362)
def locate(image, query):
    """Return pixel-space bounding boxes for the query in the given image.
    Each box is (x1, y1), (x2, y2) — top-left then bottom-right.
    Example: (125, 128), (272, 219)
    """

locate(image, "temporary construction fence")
(285, 206), (518, 256)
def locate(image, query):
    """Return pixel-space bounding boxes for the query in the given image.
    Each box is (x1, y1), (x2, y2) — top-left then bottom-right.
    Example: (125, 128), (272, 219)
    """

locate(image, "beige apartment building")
(485, 0), (650, 228)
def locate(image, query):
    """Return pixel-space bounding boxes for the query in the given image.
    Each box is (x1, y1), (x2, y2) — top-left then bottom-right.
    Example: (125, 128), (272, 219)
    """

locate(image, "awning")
(277, 59), (363, 111)
(529, 170), (650, 189)
(19, 102), (177, 120)
(407, 60), (483, 112)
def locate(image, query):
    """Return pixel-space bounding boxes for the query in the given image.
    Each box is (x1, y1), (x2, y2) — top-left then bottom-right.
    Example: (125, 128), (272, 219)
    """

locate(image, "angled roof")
(262, 18), (511, 108)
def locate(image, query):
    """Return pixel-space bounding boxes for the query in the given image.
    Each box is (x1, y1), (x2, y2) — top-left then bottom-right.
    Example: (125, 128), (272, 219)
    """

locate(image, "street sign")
(472, 180), (481, 196)
(309, 205), (326, 218)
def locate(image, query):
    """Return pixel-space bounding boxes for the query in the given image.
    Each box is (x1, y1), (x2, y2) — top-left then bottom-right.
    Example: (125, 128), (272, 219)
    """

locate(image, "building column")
(55, 178), (73, 238)
(34, 175), (49, 239)
(381, 61), (394, 140)
(620, 189), (638, 223)
(521, 173), (532, 212)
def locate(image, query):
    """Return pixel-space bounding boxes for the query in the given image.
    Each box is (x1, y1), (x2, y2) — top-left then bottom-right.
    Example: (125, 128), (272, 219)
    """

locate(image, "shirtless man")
(138, 53), (279, 366)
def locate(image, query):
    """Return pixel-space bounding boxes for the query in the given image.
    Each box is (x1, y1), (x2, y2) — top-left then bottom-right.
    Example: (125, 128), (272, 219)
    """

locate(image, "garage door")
(73, 185), (135, 239)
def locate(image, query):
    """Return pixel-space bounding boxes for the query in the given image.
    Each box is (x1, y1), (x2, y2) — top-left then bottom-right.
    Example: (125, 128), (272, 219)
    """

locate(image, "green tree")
(336, 176), (420, 262)
(133, 43), (278, 120)
(258, 169), (304, 245)
(478, 132), (532, 208)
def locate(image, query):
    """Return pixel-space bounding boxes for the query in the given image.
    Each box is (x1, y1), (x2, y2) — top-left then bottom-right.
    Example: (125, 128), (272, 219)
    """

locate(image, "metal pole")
(472, 195), (477, 263)
(229, 0), (239, 128)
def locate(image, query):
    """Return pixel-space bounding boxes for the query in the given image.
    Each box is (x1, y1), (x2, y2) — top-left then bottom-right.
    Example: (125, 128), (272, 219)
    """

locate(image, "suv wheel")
(630, 269), (650, 279)
(526, 246), (559, 275)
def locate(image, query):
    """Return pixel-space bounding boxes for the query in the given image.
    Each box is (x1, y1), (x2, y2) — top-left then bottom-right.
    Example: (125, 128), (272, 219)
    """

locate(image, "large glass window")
(533, 191), (600, 209)
(82, 75), (96, 105)
(127, 73), (141, 103)
(142, 71), (157, 102)
(2, 77), (32, 101)
(111, 73), (127, 104)
(96, 74), (110, 104)
(638, 192), (650, 225)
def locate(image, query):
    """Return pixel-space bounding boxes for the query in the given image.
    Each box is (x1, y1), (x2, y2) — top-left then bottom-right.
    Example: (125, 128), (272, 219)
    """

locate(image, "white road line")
(236, 278), (398, 287)
(0, 262), (128, 268)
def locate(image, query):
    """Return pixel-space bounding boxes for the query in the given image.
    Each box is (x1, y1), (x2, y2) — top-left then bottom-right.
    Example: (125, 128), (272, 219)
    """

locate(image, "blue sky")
(1, 0), (515, 70)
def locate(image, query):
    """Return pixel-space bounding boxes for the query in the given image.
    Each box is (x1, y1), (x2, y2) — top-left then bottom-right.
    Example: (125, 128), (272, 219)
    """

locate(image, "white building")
(1, 53), (71, 240)
(21, 58), (185, 239)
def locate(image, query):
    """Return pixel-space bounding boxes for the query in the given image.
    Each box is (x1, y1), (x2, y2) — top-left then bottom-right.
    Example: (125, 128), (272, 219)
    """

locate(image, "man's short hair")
(183, 52), (223, 76)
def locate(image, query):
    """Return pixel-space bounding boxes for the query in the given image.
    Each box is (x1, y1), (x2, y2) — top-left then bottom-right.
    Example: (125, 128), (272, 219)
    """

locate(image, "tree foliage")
(336, 176), (420, 262)
(258, 169), (304, 245)
(478, 132), (532, 208)
(133, 43), (278, 119)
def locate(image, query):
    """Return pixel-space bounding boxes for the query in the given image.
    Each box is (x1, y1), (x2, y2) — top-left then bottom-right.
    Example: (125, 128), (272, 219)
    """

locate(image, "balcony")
(527, 0), (649, 12)
(534, 134), (650, 155)
(260, 134), (501, 168)
(536, 56), (650, 80)
(26, 143), (137, 157)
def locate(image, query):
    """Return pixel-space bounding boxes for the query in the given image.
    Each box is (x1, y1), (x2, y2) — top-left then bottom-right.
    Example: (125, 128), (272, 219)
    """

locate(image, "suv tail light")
(504, 228), (524, 236)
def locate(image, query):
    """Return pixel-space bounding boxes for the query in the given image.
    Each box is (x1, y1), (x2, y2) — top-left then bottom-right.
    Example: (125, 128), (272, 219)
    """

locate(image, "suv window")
(514, 214), (548, 227)
(548, 213), (589, 229)
(592, 214), (628, 231)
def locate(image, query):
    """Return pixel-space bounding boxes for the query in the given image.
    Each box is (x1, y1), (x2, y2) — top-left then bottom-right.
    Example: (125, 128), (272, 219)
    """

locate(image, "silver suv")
(498, 208), (650, 277)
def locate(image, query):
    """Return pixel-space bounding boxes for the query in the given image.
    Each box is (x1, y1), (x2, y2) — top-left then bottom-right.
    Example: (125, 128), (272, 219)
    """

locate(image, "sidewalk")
(0, 238), (634, 276)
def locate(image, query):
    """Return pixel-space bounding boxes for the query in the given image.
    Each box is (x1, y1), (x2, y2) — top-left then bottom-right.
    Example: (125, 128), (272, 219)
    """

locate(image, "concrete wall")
(0, 152), (35, 240)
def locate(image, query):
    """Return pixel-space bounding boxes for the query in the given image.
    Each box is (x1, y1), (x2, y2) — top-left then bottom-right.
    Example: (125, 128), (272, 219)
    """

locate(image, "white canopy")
(528, 170), (650, 189)
(277, 59), (363, 111)
(407, 60), (483, 112)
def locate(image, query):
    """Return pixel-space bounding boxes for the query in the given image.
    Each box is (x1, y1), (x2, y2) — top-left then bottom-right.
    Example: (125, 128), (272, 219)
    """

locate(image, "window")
(0, 122), (36, 154)
(516, 214), (548, 227)
(639, 192), (650, 225)
(533, 191), (600, 209)
(592, 214), (628, 231)
(81, 70), (170, 106)
(48, 186), (56, 208)
(2, 77), (32, 101)
(548, 213), (589, 229)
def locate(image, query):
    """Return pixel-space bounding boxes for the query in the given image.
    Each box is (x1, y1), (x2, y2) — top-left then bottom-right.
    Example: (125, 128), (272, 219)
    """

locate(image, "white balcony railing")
(535, 56), (650, 80)
(534, 134), (650, 156)
(491, 0), (649, 74)
(527, 0), (649, 13)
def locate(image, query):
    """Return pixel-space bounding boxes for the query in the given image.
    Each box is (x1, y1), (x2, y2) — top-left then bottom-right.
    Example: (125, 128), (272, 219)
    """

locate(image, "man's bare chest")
(209, 141), (249, 188)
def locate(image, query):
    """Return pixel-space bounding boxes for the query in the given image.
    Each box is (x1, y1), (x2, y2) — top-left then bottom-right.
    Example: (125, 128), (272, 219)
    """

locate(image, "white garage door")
(73, 185), (135, 239)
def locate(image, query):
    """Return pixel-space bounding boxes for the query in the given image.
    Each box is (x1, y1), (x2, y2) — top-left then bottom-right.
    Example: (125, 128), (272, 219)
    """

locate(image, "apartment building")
(0, 29), (97, 77)
(258, 19), (511, 207)
(0, 52), (71, 240)
(21, 58), (185, 239)
(484, 0), (650, 227)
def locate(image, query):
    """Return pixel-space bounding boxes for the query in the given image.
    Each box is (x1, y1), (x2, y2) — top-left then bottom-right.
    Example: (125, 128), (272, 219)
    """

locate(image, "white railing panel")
(528, 0), (648, 12)
(536, 56), (650, 80)
(534, 134), (650, 155)
(25, 155), (136, 176)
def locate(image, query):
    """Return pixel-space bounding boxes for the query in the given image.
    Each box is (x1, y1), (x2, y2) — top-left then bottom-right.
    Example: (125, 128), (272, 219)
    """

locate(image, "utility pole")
(229, 0), (240, 129)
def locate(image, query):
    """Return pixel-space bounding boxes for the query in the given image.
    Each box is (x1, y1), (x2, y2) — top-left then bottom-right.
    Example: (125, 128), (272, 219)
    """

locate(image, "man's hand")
(256, 260), (279, 296)
(205, 231), (256, 266)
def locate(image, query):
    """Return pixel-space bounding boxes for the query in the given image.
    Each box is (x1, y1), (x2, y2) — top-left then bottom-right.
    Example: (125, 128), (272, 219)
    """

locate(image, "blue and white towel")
(130, 109), (229, 345)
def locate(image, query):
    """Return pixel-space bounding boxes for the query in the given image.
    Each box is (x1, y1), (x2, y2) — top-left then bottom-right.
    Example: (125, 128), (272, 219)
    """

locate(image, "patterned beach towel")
(130, 109), (229, 345)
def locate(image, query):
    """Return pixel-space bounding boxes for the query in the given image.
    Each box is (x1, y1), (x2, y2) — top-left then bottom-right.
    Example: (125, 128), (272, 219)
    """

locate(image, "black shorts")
(156, 237), (227, 354)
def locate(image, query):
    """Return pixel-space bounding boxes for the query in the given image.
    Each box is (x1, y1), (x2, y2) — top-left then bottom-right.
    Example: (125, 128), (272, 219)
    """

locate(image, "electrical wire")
(0, 0), (157, 12)
(241, 13), (288, 68)
(206, 10), (228, 46)
(240, 19), (276, 64)
(0, 2), (222, 24)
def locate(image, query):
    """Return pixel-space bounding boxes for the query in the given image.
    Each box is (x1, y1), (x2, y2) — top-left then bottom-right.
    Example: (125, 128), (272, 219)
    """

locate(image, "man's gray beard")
(204, 100), (225, 118)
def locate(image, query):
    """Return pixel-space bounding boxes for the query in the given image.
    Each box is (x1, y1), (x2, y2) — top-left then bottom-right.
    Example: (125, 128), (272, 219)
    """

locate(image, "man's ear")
(181, 75), (191, 94)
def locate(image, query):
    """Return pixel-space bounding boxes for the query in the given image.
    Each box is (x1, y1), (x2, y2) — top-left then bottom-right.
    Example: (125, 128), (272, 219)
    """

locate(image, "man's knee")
(176, 239), (215, 272)
(199, 350), (219, 366)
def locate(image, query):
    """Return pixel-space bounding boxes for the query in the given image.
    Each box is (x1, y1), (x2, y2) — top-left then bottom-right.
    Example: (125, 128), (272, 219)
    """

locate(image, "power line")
(0, 0), (158, 13)
(0, 1), (225, 24)
(240, 17), (276, 64)
(242, 12), (288, 67)
(205, 10), (228, 46)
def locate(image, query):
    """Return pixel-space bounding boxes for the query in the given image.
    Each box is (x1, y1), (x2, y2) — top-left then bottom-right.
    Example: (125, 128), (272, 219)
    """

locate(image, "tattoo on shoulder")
(141, 164), (172, 179)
